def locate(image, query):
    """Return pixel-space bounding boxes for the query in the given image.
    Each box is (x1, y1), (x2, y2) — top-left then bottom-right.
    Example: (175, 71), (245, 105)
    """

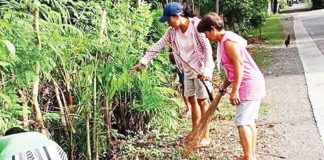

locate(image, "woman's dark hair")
(182, 8), (194, 18)
(4, 127), (27, 136)
(180, 0), (194, 18)
(197, 12), (224, 32)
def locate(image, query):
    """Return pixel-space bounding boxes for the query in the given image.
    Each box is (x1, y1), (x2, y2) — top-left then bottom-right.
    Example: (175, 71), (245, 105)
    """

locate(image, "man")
(0, 127), (68, 160)
(197, 12), (266, 160)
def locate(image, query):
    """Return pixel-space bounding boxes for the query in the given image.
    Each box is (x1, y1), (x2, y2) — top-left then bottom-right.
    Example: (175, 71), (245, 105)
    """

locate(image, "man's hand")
(133, 63), (144, 72)
(230, 90), (241, 105)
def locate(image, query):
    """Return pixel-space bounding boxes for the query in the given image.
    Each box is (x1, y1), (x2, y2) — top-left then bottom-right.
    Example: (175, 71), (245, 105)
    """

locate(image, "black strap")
(43, 146), (52, 160)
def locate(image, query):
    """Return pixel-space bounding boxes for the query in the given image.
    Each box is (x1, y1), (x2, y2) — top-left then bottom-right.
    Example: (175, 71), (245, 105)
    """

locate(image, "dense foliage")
(222, 0), (269, 34)
(0, 0), (272, 158)
(0, 0), (179, 158)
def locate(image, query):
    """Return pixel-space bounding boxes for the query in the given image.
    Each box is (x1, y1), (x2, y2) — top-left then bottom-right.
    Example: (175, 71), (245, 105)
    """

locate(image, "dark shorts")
(177, 70), (185, 87)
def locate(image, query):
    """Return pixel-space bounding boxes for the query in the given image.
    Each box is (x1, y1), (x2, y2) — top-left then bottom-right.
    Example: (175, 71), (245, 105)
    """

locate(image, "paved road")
(256, 4), (324, 159)
(293, 6), (324, 147)
(302, 16), (324, 55)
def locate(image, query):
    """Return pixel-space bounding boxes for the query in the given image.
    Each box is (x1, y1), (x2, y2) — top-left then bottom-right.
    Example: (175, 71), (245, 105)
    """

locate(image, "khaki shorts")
(235, 100), (261, 126)
(184, 77), (213, 99)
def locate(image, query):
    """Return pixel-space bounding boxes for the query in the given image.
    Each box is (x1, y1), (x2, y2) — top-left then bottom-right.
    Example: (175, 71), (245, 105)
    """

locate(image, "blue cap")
(159, 2), (183, 23)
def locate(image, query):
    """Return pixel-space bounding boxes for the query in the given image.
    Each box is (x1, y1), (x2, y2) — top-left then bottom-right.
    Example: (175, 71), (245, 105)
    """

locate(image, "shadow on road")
(279, 3), (311, 14)
(280, 7), (311, 13)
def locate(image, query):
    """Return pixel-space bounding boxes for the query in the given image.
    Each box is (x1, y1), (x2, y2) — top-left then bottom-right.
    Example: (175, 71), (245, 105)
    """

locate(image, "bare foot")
(181, 107), (190, 118)
(234, 155), (243, 160)
(199, 138), (210, 147)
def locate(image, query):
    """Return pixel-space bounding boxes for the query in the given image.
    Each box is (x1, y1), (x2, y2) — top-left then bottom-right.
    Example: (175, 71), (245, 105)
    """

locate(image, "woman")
(133, 2), (215, 145)
(197, 12), (266, 160)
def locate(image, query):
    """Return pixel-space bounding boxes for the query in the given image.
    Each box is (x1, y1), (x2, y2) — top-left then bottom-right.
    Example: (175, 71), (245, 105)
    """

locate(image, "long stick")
(146, 50), (229, 104)
(146, 50), (224, 90)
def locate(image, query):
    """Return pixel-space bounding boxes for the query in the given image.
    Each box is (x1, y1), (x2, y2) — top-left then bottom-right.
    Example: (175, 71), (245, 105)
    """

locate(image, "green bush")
(222, 0), (269, 34)
(279, 0), (288, 9)
(0, 0), (180, 158)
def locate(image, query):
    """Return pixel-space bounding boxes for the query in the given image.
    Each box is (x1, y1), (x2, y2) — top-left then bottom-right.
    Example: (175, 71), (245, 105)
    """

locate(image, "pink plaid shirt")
(139, 18), (215, 79)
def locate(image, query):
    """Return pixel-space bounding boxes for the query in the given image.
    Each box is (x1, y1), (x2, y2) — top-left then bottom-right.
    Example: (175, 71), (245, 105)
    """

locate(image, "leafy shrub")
(222, 0), (269, 34)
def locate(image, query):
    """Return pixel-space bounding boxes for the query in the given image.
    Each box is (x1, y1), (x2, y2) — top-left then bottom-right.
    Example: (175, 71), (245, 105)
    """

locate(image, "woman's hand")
(230, 90), (241, 105)
(133, 63), (144, 72)
(198, 74), (210, 81)
(219, 88), (227, 96)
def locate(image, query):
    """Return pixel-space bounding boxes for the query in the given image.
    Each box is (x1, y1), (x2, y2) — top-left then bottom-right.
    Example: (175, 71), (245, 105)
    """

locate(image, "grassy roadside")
(247, 14), (284, 46)
(247, 15), (284, 70)
(251, 47), (275, 69)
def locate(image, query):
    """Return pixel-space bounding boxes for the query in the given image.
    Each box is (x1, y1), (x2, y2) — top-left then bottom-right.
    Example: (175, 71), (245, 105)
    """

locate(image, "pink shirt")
(139, 18), (215, 79)
(220, 31), (266, 100)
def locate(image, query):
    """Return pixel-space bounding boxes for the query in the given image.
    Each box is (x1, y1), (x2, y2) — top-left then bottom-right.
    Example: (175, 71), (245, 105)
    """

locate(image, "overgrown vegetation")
(0, 0), (179, 158)
(222, 0), (269, 34)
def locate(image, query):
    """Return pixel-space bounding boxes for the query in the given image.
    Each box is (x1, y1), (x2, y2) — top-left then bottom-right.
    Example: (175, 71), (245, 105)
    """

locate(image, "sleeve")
(139, 28), (171, 66)
(193, 19), (215, 79)
(202, 35), (215, 79)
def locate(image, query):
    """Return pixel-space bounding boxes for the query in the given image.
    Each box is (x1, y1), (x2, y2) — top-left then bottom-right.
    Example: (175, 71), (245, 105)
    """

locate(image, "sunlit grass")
(251, 46), (275, 69)
(247, 15), (284, 45)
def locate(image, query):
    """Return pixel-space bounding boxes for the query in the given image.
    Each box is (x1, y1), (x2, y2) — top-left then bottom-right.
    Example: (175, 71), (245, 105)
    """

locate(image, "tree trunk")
(33, 4), (41, 50)
(58, 83), (75, 132)
(215, 0), (220, 13)
(65, 73), (73, 108)
(191, 0), (195, 11)
(272, 0), (278, 13)
(17, 89), (29, 129)
(32, 4), (46, 136)
(268, 0), (272, 16)
(59, 76), (75, 160)
(104, 96), (112, 148)
(52, 78), (68, 131)
(86, 107), (92, 160)
(92, 75), (98, 160)
(99, 8), (107, 44)
(32, 64), (47, 135)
